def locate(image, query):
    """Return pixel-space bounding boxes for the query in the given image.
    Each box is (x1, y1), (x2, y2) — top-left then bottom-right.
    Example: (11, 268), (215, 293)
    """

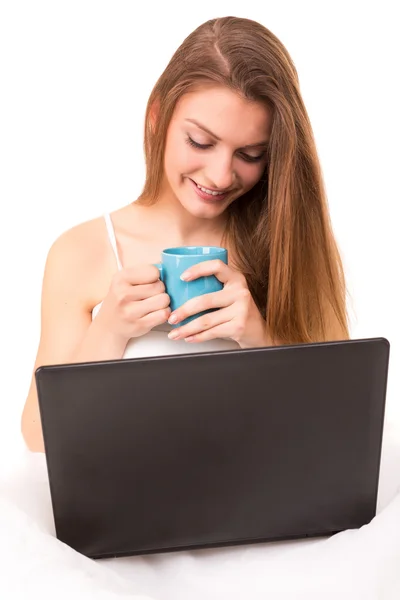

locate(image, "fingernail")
(168, 313), (178, 324)
(180, 271), (191, 281)
(168, 330), (179, 340)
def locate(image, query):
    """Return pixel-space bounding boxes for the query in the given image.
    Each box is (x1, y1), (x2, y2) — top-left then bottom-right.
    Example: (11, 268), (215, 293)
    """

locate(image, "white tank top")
(91, 214), (240, 359)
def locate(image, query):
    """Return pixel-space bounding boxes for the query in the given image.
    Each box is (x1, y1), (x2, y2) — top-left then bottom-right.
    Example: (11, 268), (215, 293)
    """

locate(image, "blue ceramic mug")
(155, 246), (228, 327)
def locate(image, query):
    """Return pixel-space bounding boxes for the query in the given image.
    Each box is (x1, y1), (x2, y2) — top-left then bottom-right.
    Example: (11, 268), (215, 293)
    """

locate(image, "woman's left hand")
(166, 259), (271, 349)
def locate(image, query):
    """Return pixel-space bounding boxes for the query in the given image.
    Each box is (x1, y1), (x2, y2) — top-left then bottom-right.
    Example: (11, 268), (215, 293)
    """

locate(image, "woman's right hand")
(22, 228), (170, 453)
(94, 265), (171, 342)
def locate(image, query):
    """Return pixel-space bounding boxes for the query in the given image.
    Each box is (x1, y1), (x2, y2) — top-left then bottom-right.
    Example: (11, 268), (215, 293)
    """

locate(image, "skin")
(21, 85), (273, 452)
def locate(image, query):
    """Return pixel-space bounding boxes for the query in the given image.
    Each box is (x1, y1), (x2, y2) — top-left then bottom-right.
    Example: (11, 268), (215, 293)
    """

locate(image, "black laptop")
(35, 337), (390, 559)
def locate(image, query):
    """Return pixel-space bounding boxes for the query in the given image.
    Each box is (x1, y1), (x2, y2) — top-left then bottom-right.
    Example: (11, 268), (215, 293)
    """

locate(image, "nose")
(204, 153), (236, 191)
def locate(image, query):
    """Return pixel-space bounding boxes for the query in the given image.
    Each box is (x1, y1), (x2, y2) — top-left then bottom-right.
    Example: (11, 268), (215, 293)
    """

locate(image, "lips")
(190, 178), (228, 195)
(188, 178), (230, 202)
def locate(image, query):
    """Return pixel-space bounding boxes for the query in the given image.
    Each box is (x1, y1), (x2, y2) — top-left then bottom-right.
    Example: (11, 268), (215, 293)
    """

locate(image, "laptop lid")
(35, 337), (390, 559)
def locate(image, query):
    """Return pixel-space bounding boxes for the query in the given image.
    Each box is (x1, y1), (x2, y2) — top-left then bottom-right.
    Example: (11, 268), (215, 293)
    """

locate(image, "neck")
(136, 187), (229, 248)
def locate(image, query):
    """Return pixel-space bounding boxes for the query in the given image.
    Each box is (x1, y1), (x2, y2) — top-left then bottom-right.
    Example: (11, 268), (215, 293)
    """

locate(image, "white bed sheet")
(1, 419), (400, 600)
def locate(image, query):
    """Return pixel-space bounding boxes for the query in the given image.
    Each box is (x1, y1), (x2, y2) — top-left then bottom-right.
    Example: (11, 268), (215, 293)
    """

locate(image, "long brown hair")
(136, 16), (350, 345)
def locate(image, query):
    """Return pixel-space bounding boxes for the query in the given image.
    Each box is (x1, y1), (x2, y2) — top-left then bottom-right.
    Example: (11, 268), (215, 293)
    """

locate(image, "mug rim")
(162, 246), (227, 257)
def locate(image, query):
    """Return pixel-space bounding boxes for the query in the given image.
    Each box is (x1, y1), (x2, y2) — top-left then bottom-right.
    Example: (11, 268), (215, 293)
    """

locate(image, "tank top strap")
(103, 213), (123, 270)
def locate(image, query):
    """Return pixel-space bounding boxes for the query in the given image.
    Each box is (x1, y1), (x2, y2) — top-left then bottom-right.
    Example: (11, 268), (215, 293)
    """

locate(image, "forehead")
(172, 85), (272, 144)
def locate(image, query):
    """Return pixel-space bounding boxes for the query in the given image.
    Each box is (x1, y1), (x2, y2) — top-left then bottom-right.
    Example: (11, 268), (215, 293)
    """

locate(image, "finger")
(169, 288), (236, 325)
(180, 259), (234, 284)
(182, 321), (235, 344)
(168, 306), (235, 340)
(126, 293), (170, 321)
(140, 306), (172, 330)
(123, 280), (165, 302)
(121, 264), (161, 285)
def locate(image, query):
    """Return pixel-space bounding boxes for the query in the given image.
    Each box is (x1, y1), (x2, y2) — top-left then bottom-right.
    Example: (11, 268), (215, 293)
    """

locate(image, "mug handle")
(154, 262), (164, 282)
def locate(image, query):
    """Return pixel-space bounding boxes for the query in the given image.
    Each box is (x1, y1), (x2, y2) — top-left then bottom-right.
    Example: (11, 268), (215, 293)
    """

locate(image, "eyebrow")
(184, 118), (269, 149)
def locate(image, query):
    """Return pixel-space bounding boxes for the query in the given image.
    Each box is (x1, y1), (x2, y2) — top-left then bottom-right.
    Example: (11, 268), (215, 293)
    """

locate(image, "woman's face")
(162, 85), (271, 219)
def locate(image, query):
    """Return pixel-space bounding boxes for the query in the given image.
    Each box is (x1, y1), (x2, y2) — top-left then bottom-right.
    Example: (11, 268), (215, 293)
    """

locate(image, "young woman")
(21, 16), (350, 452)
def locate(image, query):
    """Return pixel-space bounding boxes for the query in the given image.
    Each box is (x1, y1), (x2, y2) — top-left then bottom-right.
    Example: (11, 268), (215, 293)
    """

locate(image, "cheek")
(164, 137), (199, 181)
(163, 133), (178, 176)
(238, 163), (266, 190)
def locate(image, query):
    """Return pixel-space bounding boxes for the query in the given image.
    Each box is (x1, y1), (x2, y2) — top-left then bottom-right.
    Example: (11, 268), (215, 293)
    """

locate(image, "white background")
(0, 0), (399, 469)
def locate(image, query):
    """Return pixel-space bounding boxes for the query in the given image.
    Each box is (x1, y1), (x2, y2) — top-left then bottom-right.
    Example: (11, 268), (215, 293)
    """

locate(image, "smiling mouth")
(190, 179), (232, 196)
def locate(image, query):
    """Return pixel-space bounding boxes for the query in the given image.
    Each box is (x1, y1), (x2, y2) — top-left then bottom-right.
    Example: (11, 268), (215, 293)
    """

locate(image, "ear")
(149, 98), (160, 131)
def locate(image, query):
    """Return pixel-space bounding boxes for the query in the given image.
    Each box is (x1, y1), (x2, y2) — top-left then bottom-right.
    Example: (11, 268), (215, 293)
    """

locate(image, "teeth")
(196, 183), (225, 196)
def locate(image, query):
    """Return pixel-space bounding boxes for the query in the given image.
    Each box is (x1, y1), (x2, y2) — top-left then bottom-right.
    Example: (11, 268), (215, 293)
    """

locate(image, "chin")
(184, 196), (229, 217)
(176, 180), (232, 217)
(182, 203), (224, 219)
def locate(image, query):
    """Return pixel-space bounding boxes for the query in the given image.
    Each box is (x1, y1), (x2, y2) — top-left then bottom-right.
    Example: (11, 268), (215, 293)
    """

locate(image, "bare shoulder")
(45, 215), (116, 310)
(48, 216), (106, 263)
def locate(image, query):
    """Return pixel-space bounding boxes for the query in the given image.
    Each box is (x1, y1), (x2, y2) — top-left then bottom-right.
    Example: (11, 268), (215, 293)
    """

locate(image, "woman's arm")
(21, 226), (126, 453)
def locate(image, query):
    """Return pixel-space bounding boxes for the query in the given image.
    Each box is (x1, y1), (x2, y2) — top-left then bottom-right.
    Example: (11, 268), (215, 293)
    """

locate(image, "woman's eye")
(240, 153), (266, 163)
(186, 135), (266, 163)
(186, 136), (211, 150)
